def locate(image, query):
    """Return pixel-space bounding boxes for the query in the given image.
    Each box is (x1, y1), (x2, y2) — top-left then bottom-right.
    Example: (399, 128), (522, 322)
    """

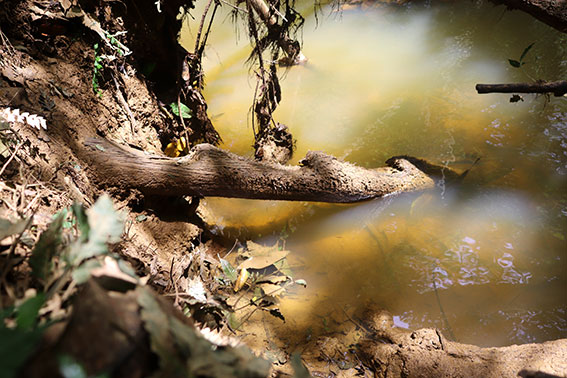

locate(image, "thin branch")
(198, 0), (220, 57)
(194, 0), (214, 54)
(0, 140), (24, 178)
(476, 80), (567, 97)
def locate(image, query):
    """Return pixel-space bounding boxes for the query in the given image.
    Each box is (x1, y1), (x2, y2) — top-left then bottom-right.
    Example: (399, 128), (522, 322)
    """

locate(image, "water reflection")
(181, 0), (567, 346)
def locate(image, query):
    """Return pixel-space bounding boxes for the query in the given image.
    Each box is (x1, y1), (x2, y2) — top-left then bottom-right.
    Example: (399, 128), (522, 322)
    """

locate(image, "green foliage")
(68, 195), (124, 265)
(508, 42), (534, 68)
(0, 195), (125, 378)
(71, 203), (89, 243)
(170, 102), (192, 119)
(29, 209), (66, 281)
(0, 217), (30, 242)
(104, 32), (125, 57)
(220, 258), (238, 283)
(92, 43), (103, 97)
(16, 294), (45, 330)
(137, 286), (271, 377)
(0, 294), (47, 378)
(0, 325), (44, 378)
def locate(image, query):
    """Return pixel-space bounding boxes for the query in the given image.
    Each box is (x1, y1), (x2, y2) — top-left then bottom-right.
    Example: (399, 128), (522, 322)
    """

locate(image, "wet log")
(490, 0), (567, 33)
(476, 81), (567, 97)
(359, 311), (567, 378)
(81, 138), (435, 203)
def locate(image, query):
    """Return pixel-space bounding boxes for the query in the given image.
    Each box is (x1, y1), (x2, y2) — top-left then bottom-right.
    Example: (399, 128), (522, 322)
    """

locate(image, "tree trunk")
(476, 81), (567, 97)
(81, 138), (435, 203)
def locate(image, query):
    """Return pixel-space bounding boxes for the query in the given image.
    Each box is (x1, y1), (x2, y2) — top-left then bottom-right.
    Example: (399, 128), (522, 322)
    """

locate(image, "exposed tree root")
(359, 310), (567, 378)
(81, 137), (436, 203)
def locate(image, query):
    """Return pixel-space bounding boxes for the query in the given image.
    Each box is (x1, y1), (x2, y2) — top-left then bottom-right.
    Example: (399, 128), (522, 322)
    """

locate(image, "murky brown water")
(181, 1), (567, 347)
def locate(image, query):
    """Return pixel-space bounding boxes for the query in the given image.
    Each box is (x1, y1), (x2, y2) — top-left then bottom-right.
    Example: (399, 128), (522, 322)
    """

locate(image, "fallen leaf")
(234, 268), (249, 293)
(237, 241), (289, 271)
(258, 283), (284, 297)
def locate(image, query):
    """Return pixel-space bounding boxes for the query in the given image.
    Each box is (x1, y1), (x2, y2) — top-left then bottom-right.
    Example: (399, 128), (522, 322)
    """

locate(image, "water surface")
(181, 1), (567, 347)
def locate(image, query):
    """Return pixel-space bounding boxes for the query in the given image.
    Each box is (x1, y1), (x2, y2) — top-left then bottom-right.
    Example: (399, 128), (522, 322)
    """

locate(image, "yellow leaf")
(164, 141), (181, 157)
(234, 268), (249, 292)
(163, 137), (188, 157)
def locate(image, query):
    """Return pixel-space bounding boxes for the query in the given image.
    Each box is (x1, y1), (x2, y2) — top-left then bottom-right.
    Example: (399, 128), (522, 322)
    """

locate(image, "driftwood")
(359, 311), (567, 378)
(476, 81), (567, 97)
(490, 0), (567, 33)
(81, 138), (435, 203)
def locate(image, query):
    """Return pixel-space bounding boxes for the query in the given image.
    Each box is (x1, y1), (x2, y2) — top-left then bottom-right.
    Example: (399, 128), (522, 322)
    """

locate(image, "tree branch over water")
(82, 138), (435, 203)
(476, 80), (567, 97)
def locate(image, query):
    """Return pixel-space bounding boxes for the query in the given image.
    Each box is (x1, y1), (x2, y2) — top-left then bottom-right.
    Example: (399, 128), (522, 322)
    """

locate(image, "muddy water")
(180, 1), (567, 347)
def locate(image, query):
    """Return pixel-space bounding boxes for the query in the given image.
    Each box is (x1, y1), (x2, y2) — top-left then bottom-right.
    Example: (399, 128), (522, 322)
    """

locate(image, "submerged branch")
(82, 138), (435, 203)
(475, 80), (567, 97)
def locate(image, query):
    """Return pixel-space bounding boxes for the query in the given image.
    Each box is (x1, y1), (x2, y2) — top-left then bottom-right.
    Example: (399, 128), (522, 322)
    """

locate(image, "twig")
(233, 286), (284, 311)
(432, 276), (456, 341)
(219, 0), (248, 14)
(0, 216), (34, 294)
(198, 0), (220, 58)
(338, 305), (372, 333)
(21, 190), (40, 215)
(169, 257), (180, 308)
(476, 80), (567, 97)
(112, 74), (136, 134)
(0, 140), (24, 178)
(194, 0), (214, 54)
(177, 95), (191, 154)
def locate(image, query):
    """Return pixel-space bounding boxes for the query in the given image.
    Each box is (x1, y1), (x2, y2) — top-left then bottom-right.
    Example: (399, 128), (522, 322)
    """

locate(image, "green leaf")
(0, 217), (30, 242)
(71, 260), (102, 284)
(137, 287), (185, 376)
(519, 42), (535, 62)
(290, 353), (311, 378)
(508, 59), (521, 68)
(0, 327), (44, 378)
(71, 203), (90, 243)
(30, 209), (67, 281)
(170, 102), (192, 119)
(16, 294), (45, 330)
(227, 311), (241, 330)
(220, 258), (237, 283)
(68, 195), (123, 265)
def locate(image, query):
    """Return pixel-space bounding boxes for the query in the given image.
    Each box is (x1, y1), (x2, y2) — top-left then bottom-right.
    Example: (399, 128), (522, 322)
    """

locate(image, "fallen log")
(476, 80), (567, 97)
(81, 138), (435, 203)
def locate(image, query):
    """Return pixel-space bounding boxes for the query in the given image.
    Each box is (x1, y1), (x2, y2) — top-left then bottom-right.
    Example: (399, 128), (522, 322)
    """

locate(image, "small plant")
(0, 195), (128, 378)
(508, 42), (534, 68)
(92, 43), (103, 97)
(91, 31), (129, 97)
(170, 101), (192, 119)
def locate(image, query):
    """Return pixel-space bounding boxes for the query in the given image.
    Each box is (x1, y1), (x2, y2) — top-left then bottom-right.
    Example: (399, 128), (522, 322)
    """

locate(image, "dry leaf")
(233, 268), (249, 292)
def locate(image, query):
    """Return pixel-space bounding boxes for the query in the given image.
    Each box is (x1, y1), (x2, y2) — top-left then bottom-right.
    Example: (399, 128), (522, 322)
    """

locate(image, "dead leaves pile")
(216, 241), (307, 330)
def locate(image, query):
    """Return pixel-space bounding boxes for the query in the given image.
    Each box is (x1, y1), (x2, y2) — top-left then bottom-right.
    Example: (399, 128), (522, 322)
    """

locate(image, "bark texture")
(476, 81), (567, 97)
(359, 311), (567, 378)
(81, 138), (435, 202)
(491, 0), (567, 32)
